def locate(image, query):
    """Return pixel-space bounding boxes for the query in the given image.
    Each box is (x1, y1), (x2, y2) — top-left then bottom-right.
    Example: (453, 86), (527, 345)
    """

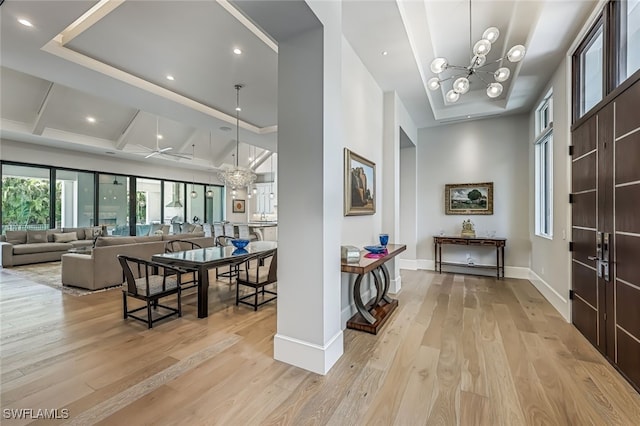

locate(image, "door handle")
(587, 256), (599, 261)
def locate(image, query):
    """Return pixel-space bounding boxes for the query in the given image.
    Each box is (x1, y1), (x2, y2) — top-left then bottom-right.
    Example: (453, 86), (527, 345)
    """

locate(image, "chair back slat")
(238, 225), (250, 239)
(224, 223), (235, 238)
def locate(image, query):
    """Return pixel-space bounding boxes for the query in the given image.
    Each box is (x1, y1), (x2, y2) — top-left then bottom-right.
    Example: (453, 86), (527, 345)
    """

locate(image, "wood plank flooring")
(1, 267), (639, 425)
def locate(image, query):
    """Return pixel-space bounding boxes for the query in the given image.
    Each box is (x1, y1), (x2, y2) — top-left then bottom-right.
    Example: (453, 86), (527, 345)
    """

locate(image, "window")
(2, 164), (52, 233)
(186, 183), (205, 224)
(618, 0), (640, 83)
(577, 22), (604, 117)
(56, 169), (95, 228)
(535, 94), (553, 238)
(98, 174), (130, 236)
(135, 178), (161, 236)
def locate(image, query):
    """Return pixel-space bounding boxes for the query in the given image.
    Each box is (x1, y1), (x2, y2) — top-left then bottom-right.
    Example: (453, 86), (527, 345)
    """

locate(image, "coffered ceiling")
(0, 0), (597, 169)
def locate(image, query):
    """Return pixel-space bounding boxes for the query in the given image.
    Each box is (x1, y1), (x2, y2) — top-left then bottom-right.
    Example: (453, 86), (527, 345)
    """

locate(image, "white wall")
(400, 143), (417, 260)
(339, 38), (384, 325)
(528, 57), (573, 320)
(225, 188), (248, 223)
(416, 114), (531, 276)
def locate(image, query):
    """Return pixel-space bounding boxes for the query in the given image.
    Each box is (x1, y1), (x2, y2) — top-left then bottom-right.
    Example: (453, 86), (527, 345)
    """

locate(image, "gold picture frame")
(445, 182), (494, 215)
(344, 148), (376, 216)
(232, 199), (246, 213)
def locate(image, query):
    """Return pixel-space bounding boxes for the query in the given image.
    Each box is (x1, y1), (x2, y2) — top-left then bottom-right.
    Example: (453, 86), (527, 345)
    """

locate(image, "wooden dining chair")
(235, 249), (277, 310)
(215, 235), (239, 281)
(163, 239), (202, 291)
(118, 255), (185, 328)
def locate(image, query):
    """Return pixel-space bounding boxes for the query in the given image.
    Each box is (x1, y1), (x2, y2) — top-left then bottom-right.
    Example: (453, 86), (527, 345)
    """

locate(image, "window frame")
(534, 94), (554, 239)
(573, 16), (605, 121)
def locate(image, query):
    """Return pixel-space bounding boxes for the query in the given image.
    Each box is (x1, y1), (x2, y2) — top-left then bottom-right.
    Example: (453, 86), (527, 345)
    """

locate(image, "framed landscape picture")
(232, 199), (245, 213)
(445, 182), (493, 215)
(344, 148), (376, 216)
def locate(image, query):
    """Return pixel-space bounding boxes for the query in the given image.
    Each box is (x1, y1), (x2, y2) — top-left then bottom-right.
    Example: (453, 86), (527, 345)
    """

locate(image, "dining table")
(152, 241), (277, 318)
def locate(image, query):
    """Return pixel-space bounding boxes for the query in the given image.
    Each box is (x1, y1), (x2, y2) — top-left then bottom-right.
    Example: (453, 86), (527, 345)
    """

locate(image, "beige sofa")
(61, 233), (215, 291)
(0, 227), (100, 267)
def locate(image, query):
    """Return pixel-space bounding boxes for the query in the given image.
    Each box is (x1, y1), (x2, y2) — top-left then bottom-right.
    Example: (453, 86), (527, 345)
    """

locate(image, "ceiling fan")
(131, 116), (193, 160)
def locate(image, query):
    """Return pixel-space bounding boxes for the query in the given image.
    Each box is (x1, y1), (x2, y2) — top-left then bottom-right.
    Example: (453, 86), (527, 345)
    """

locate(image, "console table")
(341, 244), (406, 334)
(433, 236), (506, 279)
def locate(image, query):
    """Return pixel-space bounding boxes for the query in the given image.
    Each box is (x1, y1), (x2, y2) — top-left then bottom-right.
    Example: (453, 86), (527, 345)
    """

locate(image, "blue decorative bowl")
(231, 239), (250, 249)
(232, 248), (249, 256)
(363, 245), (386, 254)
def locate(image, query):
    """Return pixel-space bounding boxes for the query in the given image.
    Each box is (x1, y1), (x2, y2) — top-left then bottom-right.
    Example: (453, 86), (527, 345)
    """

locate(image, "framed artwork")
(445, 182), (494, 215)
(344, 148), (376, 216)
(232, 199), (246, 213)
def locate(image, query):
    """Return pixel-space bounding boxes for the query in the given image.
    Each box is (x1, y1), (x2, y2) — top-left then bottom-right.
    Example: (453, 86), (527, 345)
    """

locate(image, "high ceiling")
(0, 0), (597, 169)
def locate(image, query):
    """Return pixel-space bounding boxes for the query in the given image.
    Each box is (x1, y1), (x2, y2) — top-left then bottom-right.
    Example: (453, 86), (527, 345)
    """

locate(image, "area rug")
(2, 262), (120, 296)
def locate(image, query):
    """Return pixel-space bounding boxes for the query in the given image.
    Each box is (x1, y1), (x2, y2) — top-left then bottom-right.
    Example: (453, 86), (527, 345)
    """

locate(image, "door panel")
(572, 77), (640, 391)
(572, 192), (597, 229)
(615, 131), (640, 184)
(572, 153), (596, 192)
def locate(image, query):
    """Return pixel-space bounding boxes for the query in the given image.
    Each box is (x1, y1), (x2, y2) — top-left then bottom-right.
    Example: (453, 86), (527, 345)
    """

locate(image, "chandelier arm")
(474, 69), (496, 74)
(447, 65), (469, 71)
(475, 57), (505, 70)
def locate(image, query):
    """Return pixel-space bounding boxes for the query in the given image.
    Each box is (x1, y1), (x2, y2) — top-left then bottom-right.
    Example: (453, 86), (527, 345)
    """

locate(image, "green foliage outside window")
(2, 177), (61, 228)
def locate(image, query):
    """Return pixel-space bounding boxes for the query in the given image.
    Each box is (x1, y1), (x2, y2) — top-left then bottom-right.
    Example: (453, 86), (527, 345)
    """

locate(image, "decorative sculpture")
(461, 219), (476, 238)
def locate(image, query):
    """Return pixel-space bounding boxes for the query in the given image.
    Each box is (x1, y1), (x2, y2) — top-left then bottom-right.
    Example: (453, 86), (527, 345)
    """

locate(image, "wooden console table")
(433, 236), (506, 279)
(341, 244), (406, 334)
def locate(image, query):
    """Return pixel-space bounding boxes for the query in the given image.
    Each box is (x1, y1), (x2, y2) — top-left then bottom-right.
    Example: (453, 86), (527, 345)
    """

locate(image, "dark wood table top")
(152, 241), (277, 268)
(434, 235), (506, 241)
(341, 244), (406, 275)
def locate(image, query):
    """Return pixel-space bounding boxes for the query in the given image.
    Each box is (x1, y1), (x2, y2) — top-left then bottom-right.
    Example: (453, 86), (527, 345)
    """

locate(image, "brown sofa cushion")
(53, 232), (78, 243)
(26, 230), (47, 244)
(46, 229), (61, 242)
(13, 242), (72, 255)
(5, 230), (27, 245)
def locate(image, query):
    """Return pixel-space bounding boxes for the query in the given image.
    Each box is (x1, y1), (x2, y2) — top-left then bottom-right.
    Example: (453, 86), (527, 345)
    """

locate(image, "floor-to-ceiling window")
(186, 183), (205, 224)
(135, 177), (161, 235)
(164, 181), (184, 234)
(56, 169), (95, 228)
(205, 185), (224, 224)
(98, 174), (129, 235)
(1, 164), (52, 233)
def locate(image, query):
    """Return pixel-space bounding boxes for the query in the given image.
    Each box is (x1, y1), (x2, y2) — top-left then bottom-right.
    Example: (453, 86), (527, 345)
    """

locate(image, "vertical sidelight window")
(535, 92), (553, 238)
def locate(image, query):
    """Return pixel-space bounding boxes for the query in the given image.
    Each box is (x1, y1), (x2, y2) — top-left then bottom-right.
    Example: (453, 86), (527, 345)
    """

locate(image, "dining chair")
(235, 249), (277, 310)
(163, 239), (202, 291)
(237, 224), (251, 239)
(224, 223), (236, 238)
(213, 223), (224, 239)
(118, 255), (185, 328)
(215, 235), (239, 281)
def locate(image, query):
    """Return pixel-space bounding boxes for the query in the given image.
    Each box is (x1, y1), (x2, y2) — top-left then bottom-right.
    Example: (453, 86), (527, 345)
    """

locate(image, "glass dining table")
(152, 241), (277, 318)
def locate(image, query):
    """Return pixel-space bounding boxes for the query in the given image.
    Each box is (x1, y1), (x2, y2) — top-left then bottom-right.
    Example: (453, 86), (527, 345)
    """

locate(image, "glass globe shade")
(247, 193), (252, 199)
(507, 45), (526, 62)
(445, 90), (460, 103)
(430, 57), (448, 74)
(473, 55), (486, 67)
(486, 82), (503, 98)
(269, 192), (275, 199)
(427, 77), (441, 91)
(473, 39), (491, 56)
(252, 187), (257, 194)
(190, 190), (198, 199)
(206, 189), (214, 198)
(494, 67), (511, 82)
(482, 27), (500, 44)
(453, 77), (470, 94)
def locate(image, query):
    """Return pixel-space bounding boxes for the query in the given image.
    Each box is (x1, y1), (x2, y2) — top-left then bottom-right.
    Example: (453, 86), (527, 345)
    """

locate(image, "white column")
(273, 1), (344, 375)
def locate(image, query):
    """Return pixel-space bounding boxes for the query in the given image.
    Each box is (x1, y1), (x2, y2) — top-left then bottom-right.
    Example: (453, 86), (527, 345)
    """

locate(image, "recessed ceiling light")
(86, 116), (96, 123)
(382, 51), (388, 56)
(18, 18), (33, 27)
(233, 48), (242, 55)
(235, 107), (241, 112)
(248, 156), (253, 161)
(467, 115), (472, 119)
(157, 134), (163, 140)
(166, 75), (175, 81)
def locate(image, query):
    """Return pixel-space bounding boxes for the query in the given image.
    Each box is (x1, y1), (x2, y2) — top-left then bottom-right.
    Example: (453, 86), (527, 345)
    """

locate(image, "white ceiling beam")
(31, 82), (55, 136)
(216, 140), (238, 168)
(60, 0), (125, 45)
(115, 109), (141, 150)
(250, 150), (272, 171)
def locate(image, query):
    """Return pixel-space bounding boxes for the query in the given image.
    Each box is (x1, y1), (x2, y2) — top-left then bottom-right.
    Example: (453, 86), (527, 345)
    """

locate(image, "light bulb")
(473, 39), (491, 56)
(482, 27), (500, 44)
(453, 77), (470, 94)
(427, 77), (441, 91)
(507, 45), (526, 63)
(248, 193), (252, 199)
(430, 57), (448, 74)
(494, 67), (510, 82)
(486, 82), (503, 98)
(445, 90), (460, 103)
(473, 55), (486, 67)
(190, 190), (198, 199)
(206, 189), (214, 198)
(231, 189), (237, 196)
(269, 192), (274, 199)
(252, 187), (257, 194)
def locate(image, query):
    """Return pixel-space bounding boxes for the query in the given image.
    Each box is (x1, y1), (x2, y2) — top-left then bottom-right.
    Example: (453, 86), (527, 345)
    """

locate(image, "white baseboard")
(388, 275), (401, 295)
(274, 330), (343, 375)
(398, 259), (418, 270)
(529, 270), (570, 321)
(410, 259), (527, 279)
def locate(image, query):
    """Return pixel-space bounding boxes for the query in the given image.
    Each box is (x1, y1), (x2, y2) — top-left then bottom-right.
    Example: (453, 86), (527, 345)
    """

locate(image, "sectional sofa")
(61, 233), (215, 290)
(0, 227), (101, 267)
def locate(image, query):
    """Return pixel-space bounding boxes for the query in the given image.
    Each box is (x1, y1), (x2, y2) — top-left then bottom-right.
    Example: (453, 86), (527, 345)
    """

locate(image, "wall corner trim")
(274, 330), (344, 376)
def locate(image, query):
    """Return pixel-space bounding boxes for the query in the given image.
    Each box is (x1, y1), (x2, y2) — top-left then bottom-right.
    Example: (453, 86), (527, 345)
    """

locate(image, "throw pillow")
(26, 230), (47, 244)
(5, 230), (27, 245)
(46, 229), (61, 242)
(53, 232), (78, 243)
(83, 226), (102, 240)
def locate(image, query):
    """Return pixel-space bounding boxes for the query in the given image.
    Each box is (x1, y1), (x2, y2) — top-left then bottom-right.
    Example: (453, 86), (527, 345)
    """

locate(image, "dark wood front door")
(571, 78), (640, 391)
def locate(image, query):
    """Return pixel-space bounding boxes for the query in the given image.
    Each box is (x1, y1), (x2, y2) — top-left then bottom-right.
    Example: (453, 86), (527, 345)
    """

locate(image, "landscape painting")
(344, 148), (376, 216)
(445, 182), (493, 215)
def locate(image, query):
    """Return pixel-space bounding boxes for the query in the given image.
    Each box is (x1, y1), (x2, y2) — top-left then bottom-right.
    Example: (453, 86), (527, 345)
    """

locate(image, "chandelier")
(427, 2), (525, 103)
(217, 84), (257, 191)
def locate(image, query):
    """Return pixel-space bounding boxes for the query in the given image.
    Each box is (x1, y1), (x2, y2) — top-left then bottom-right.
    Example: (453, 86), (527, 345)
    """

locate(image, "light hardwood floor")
(1, 267), (639, 425)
